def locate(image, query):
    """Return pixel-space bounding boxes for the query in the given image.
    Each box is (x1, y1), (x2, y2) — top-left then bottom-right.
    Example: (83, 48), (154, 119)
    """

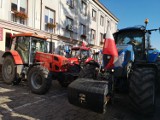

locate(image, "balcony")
(12, 10), (28, 19)
(46, 23), (56, 29)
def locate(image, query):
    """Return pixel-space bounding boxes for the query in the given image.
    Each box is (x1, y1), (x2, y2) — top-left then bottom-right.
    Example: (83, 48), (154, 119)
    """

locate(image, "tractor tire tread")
(28, 65), (52, 95)
(129, 67), (155, 115)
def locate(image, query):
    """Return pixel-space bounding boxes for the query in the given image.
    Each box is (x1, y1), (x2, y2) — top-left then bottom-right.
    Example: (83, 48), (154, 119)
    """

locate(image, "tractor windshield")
(81, 49), (90, 58)
(31, 37), (48, 53)
(30, 37), (49, 63)
(71, 49), (90, 59)
(71, 49), (80, 58)
(114, 30), (145, 60)
(114, 30), (144, 46)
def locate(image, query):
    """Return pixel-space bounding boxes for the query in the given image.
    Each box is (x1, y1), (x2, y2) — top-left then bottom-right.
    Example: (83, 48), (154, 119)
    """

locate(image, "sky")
(100, 0), (160, 49)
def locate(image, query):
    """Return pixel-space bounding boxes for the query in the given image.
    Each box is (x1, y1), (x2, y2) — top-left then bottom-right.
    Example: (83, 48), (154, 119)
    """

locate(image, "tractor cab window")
(115, 31), (143, 46)
(81, 49), (90, 59)
(30, 37), (48, 63)
(115, 30), (144, 59)
(71, 48), (91, 59)
(71, 49), (80, 58)
(15, 36), (30, 63)
(31, 37), (48, 53)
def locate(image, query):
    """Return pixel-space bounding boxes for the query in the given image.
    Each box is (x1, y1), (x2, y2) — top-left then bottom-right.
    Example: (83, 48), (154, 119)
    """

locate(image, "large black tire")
(28, 66), (52, 95)
(157, 63), (160, 91)
(58, 64), (80, 87)
(58, 73), (70, 87)
(79, 64), (97, 79)
(68, 64), (81, 73)
(2, 56), (20, 85)
(129, 67), (156, 115)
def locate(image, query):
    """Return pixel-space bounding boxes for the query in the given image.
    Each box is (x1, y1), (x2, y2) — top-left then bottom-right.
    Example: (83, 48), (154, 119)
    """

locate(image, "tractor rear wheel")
(2, 56), (20, 85)
(129, 67), (155, 115)
(28, 65), (52, 94)
(79, 64), (97, 79)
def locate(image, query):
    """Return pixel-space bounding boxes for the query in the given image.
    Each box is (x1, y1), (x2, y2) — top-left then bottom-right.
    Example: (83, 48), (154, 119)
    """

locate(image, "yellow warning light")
(145, 18), (149, 25)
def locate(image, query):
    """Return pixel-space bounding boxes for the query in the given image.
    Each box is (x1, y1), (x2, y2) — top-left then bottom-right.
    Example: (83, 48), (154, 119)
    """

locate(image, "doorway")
(5, 33), (12, 51)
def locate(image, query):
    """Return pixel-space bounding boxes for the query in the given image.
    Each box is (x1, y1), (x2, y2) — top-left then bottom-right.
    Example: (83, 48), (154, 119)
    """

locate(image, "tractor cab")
(10, 33), (49, 64)
(114, 26), (145, 61)
(69, 46), (92, 65)
(113, 25), (160, 78)
(114, 25), (160, 65)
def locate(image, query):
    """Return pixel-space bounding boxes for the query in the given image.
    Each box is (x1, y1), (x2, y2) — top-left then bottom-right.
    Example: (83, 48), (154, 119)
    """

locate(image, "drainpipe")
(40, 0), (42, 30)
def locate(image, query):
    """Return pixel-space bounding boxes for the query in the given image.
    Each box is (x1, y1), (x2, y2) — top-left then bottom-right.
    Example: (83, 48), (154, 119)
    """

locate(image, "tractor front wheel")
(28, 66), (52, 94)
(129, 67), (156, 115)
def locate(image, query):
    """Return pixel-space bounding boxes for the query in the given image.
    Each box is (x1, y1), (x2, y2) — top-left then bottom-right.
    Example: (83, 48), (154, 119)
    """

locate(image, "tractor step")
(68, 78), (108, 113)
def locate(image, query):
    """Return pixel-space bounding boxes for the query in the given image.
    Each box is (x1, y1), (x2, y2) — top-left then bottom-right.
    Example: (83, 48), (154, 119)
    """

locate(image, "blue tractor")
(75, 25), (160, 115)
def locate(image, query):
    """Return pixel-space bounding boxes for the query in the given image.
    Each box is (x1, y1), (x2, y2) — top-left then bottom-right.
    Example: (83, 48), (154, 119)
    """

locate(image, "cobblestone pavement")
(0, 75), (160, 120)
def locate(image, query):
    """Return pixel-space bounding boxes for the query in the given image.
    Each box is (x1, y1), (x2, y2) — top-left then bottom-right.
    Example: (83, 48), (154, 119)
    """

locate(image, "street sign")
(0, 27), (3, 41)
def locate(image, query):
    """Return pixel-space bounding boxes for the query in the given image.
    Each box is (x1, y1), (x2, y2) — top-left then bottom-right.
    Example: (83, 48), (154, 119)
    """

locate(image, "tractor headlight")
(107, 55), (111, 59)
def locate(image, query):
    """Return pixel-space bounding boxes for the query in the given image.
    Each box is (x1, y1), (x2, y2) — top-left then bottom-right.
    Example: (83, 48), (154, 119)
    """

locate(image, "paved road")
(0, 77), (160, 120)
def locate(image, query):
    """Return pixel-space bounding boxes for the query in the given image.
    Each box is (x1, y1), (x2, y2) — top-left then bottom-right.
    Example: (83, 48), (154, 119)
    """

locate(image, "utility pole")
(50, 34), (53, 54)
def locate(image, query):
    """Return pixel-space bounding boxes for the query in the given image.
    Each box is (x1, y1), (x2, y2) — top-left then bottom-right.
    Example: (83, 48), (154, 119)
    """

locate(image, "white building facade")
(0, 0), (118, 64)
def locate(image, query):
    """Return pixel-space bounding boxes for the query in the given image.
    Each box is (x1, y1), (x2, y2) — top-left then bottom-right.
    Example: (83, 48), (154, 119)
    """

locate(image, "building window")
(100, 15), (104, 26)
(100, 33), (104, 45)
(44, 7), (56, 33)
(91, 29), (96, 44)
(80, 23), (86, 39)
(66, 0), (74, 8)
(92, 9), (96, 21)
(66, 17), (74, 38)
(66, 17), (73, 32)
(11, 0), (28, 25)
(106, 20), (110, 29)
(81, 1), (87, 16)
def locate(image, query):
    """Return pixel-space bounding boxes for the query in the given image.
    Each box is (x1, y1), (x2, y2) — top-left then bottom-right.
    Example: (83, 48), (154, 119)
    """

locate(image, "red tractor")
(1, 33), (79, 94)
(68, 45), (97, 68)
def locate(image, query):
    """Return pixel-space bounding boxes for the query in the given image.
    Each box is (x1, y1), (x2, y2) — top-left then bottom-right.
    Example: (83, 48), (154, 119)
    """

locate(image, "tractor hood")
(35, 52), (71, 72)
(68, 57), (79, 64)
(116, 44), (133, 52)
(114, 44), (134, 67)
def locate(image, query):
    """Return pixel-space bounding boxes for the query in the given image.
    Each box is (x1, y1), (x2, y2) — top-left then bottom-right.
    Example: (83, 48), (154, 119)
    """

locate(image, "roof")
(12, 33), (47, 40)
(93, 0), (119, 22)
(118, 25), (146, 32)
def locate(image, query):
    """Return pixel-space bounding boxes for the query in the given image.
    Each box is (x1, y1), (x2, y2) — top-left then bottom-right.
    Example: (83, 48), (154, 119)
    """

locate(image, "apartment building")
(0, 0), (118, 64)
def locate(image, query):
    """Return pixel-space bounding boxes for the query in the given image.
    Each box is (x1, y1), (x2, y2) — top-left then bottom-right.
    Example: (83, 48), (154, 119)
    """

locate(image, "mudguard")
(148, 49), (160, 63)
(2, 50), (23, 64)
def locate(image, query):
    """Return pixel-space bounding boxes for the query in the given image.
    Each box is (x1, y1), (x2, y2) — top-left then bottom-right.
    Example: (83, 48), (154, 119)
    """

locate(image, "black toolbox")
(68, 78), (108, 113)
